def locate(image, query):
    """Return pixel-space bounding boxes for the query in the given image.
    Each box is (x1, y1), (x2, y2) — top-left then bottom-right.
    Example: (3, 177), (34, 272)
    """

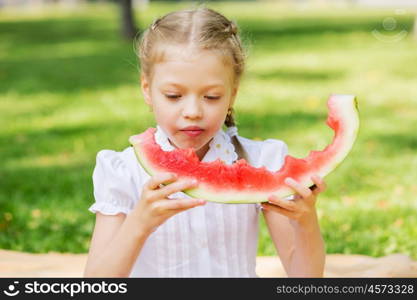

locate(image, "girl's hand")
(261, 175), (327, 228)
(131, 172), (205, 235)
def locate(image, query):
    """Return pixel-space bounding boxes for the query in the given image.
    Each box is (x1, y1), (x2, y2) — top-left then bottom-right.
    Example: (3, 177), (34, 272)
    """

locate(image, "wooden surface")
(1, 250), (416, 277)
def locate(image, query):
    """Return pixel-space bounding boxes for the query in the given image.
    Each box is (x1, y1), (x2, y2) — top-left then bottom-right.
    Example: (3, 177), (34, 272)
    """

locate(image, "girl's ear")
(140, 73), (152, 106)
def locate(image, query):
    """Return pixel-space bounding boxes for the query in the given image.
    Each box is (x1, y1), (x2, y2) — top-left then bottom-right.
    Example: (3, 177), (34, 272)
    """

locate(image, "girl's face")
(141, 45), (238, 159)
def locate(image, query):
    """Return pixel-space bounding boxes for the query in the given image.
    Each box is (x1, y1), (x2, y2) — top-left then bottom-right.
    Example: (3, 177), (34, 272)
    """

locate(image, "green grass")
(1, 1), (417, 259)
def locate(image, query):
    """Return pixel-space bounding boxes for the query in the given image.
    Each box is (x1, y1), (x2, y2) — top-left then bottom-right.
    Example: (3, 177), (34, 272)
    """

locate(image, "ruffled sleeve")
(236, 135), (289, 212)
(89, 150), (136, 215)
(260, 139), (288, 172)
(254, 138), (289, 212)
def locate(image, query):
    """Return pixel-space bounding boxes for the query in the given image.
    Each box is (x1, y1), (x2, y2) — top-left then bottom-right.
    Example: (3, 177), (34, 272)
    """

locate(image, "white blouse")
(89, 125), (288, 277)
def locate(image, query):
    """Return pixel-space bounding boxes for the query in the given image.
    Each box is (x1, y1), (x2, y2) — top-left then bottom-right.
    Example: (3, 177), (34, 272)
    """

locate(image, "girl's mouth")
(181, 130), (204, 137)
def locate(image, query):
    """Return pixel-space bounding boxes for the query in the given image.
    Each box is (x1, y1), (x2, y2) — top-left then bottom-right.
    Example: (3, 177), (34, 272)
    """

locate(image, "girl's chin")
(168, 138), (202, 150)
(178, 142), (202, 150)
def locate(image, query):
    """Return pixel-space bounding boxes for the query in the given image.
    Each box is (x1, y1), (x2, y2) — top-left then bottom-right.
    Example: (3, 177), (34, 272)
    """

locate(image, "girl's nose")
(182, 97), (203, 119)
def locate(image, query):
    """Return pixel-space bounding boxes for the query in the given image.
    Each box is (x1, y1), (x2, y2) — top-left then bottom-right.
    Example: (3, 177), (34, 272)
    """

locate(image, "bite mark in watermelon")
(129, 94), (359, 203)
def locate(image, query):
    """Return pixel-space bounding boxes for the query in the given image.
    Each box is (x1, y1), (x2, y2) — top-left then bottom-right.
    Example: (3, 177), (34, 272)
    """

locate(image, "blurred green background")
(1, 0), (416, 259)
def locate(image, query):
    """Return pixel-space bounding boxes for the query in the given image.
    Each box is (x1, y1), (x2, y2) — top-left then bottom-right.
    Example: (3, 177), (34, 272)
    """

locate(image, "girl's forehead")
(151, 45), (234, 87)
(157, 44), (227, 63)
(160, 81), (226, 90)
(153, 64), (232, 89)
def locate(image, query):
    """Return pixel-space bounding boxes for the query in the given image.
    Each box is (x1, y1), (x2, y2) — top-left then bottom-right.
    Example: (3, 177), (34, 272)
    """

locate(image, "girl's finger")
(287, 194), (302, 201)
(157, 179), (199, 199)
(284, 177), (312, 199)
(261, 202), (294, 219)
(146, 173), (177, 190)
(267, 195), (297, 211)
(309, 184), (320, 196)
(311, 175), (327, 195)
(159, 198), (206, 211)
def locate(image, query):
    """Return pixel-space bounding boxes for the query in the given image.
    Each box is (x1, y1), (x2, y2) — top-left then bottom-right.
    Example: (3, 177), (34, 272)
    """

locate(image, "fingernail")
(192, 179), (198, 184)
(198, 199), (206, 204)
(284, 177), (292, 184)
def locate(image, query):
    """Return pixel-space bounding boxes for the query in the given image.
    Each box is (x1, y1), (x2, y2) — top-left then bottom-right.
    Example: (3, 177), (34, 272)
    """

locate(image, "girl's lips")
(181, 130), (204, 137)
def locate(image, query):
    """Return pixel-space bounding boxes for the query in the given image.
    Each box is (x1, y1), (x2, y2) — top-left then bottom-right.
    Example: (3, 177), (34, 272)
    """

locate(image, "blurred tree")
(119, 0), (138, 40)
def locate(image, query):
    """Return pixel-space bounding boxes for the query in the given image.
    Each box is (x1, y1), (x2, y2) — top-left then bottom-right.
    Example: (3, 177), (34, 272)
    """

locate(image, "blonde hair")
(135, 5), (250, 131)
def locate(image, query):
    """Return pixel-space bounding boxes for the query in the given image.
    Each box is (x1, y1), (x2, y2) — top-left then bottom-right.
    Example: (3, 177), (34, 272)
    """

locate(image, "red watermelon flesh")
(129, 94), (359, 203)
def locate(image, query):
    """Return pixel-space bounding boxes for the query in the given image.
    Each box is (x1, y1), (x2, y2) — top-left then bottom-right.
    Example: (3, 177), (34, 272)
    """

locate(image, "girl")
(84, 6), (327, 278)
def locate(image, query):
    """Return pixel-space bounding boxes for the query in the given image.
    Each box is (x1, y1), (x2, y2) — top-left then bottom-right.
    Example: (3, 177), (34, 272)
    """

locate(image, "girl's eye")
(206, 96), (220, 100)
(165, 94), (180, 99)
(164, 95), (220, 100)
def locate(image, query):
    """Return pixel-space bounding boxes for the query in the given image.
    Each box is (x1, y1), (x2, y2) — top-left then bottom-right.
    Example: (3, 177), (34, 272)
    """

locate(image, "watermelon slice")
(129, 94), (359, 203)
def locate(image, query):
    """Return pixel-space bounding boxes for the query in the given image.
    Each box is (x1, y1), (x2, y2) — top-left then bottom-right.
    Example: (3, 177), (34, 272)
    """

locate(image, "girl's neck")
(195, 141), (210, 161)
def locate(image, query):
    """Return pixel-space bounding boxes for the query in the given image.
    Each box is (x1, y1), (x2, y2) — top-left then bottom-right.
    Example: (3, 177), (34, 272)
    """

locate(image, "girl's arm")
(261, 175), (327, 277)
(84, 172), (205, 277)
(288, 210), (326, 277)
(263, 207), (325, 277)
(83, 212), (150, 277)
